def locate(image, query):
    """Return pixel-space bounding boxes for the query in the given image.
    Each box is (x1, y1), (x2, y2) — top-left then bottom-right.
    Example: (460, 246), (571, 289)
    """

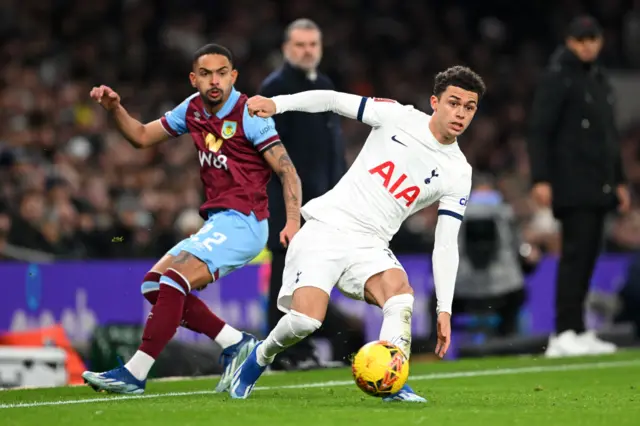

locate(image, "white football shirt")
(273, 91), (473, 315)
(275, 93), (471, 242)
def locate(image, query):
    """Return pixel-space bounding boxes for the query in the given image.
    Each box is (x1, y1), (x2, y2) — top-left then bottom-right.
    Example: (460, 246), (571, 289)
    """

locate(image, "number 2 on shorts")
(191, 222), (227, 251)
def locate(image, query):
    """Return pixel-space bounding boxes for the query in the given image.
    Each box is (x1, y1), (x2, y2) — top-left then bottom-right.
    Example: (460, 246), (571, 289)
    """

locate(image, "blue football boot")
(382, 384), (427, 403)
(215, 332), (258, 393)
(82, 365), (146, 395)
(229, 342), (267, 399)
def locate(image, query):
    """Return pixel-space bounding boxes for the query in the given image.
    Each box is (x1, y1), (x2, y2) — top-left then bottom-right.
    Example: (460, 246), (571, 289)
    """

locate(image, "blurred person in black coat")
(259, 19), (362, 370)
(527, 16), (630, 357)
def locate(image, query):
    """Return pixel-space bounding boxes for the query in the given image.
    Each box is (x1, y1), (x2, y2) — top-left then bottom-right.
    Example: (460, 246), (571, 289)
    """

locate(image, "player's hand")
(279, 220), (300, 248)
(616, 184), (631, 214)
(247, 96), (277, 118)
(89, 85), (121, 111)
(435, 312), (451, 359)
(531, 182), (552, 207)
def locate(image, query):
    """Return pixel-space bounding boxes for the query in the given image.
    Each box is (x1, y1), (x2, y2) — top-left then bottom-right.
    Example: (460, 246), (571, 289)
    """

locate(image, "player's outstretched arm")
(432, 214), (462, 315)
(247, 91), (398, 127)
(89, 85), (169, 149)
(431, 213), (463, 358)
(431, 172), (471, 358)
(109, 109), (169, 150)
(263, 143), (302, 247)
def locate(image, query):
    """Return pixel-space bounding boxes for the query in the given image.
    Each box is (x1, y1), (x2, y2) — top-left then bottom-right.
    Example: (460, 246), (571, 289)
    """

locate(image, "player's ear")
(231, 69), (238, 85)
(430, 95), (439, 112)
(189, 72), (197, 88)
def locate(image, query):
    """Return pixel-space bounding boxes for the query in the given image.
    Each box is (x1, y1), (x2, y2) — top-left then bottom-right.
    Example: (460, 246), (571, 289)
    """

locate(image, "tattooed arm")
(263, 142), (302, 246)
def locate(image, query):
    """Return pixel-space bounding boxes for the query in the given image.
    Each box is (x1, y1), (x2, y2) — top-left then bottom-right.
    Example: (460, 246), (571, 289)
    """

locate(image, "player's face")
(567, 36), (603, 63)
(190, 54), (238, 107)
(283, 28), (322, 71)
(430, 85), (479, 139)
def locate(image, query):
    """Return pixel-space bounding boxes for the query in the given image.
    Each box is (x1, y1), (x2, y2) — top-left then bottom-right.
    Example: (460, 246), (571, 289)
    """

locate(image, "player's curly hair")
(193, 44), (234, 68)
(433, 66), (486, 99)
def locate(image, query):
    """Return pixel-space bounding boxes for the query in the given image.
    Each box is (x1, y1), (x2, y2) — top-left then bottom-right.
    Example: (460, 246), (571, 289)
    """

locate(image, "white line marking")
(0, 359), (638, 409)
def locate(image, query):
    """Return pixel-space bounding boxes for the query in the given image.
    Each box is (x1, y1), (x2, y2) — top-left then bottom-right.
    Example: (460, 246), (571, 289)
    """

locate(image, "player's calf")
(141, 270), (236, 345)
(379, 293), (414, 358)
(125, 269), (191, 380)
(364, 268), (414, 307)
(364, 269), (415, 359)
(255, 286), (327, 366)
(256, 310), (322, 366)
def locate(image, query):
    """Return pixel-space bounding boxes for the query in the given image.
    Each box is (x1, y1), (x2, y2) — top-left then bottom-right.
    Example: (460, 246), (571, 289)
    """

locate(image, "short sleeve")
(438, 170), (472, 221)
(160, 94), (197, 137)
(242, 106), (281, 152)
(357, 97), (407, 127)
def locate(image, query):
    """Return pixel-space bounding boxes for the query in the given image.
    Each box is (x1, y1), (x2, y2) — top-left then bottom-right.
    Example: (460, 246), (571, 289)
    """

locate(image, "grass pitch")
(1, 350), (639, 426)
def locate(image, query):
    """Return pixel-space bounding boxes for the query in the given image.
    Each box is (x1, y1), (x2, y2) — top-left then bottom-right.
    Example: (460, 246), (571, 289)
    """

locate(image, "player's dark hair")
(192, 44), (234, 68)
(433, 66), (486, 100)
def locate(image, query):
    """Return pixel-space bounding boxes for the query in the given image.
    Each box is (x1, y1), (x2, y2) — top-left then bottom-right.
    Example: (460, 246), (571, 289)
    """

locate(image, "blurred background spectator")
(0, 0), (638, 262)
(527, 15), (626, 357)
(259, 18), (349, 371)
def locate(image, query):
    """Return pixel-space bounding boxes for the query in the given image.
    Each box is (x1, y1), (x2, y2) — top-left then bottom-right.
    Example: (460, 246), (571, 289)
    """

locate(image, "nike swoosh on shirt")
(391, 135), (407, 146)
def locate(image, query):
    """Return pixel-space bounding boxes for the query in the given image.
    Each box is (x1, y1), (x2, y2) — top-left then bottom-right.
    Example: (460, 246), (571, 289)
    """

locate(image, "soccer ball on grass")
(351, 340), (409, 397)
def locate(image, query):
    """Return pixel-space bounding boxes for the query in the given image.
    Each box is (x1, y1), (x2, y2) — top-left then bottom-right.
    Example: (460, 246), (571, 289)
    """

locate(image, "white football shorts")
(277, 219), (405, 313)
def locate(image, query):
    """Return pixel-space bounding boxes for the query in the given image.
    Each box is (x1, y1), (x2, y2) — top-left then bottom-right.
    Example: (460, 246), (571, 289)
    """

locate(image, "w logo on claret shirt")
(424, 169), (439, 184)
(199, 132), (229, 170)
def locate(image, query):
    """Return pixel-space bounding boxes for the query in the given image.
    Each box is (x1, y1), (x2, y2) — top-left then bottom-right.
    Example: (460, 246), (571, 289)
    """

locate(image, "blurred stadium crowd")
(1, 0), (640, 260)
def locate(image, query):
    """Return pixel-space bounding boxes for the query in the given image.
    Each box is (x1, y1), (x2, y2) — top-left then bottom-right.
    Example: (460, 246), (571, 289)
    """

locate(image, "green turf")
(2, 350), (640, 426)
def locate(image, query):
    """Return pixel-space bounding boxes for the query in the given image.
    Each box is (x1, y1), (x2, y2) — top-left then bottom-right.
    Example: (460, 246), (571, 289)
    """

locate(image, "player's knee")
(168, 251), (213, 290)
(284, 310), (322, 343)
(388, 281), (414, 299)
(290, 286), (330, 322)
(378, 282), (414, 307)
(365, 268), (413, 307)
(380, 282), (414, 313)
(158, 268), (192, 295)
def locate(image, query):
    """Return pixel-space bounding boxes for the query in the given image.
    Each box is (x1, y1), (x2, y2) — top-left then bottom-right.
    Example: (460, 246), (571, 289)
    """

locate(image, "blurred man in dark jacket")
(259, 19), (356, 370)
(527, 16), (630, 357)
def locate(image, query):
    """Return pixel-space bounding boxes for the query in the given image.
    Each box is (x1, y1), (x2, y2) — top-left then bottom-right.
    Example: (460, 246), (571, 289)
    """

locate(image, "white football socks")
(215, 324), (243, 349)
(257, 310), (322, 367)
(125, 350), (155, 381)
(379, 293), (414, 359)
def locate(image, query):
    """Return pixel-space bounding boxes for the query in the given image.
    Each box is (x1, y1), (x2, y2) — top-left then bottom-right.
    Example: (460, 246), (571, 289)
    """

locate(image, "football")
(351, 340), (409, 397)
